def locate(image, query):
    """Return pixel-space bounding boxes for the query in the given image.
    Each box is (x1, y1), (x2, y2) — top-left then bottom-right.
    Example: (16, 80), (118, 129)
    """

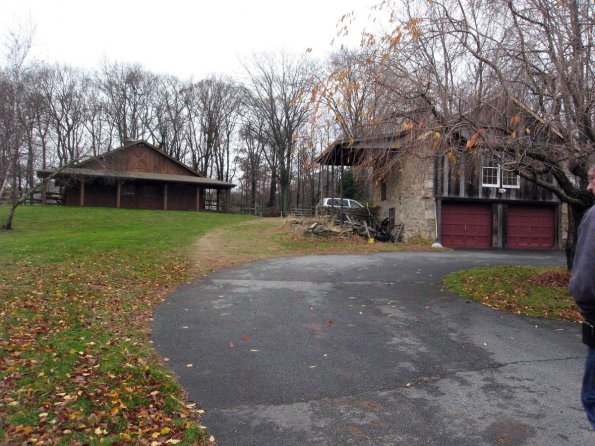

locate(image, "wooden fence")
(0, 190), (63, 205)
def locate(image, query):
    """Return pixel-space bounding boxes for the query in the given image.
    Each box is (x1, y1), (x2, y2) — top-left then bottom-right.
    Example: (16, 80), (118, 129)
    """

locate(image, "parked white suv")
(320, 197), (364, 209)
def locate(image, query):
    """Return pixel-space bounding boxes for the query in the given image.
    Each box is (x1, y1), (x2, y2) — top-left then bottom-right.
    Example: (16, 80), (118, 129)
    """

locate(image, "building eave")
(37, 168), (235, 189)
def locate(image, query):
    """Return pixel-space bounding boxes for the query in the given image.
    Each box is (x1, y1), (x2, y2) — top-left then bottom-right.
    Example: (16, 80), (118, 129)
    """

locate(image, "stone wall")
(373, 155), (437, 242)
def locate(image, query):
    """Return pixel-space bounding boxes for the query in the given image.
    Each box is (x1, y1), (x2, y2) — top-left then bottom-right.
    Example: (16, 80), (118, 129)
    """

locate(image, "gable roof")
(38, 167), (235, 188)
(319, 92), (567, 168)
(317, 131), (410, 166)
(38, 140), (235, 189)
(456, 92), (565, 141)
(76, 140), (203, 177)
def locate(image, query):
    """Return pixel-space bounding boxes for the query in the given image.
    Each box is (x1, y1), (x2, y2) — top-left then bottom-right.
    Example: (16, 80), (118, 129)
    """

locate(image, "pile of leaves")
(444, 265), (581, 322)
(528, 269), (572, 288)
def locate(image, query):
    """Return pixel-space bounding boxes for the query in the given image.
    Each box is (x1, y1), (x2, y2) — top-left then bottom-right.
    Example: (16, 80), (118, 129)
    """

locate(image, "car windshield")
(323, 198), (364, 208)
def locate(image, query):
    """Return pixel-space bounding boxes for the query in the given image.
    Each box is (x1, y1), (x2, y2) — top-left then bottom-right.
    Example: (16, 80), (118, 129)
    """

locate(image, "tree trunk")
(251, 175), (257, 214)
(2, 201), (18, 230)
(279, 165), (291, 214)
(282, 183), (290, 215)
(268, 166), (277, 208)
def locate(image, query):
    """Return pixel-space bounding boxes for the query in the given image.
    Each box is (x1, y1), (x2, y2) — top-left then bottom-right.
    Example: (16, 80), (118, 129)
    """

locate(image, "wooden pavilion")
(37, 141), (235, 212)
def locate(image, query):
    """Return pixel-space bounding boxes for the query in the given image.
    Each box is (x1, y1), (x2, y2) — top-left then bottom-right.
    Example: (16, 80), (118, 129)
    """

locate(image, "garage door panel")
(506, 206), (555, 248)
(441, 203), (492, 248)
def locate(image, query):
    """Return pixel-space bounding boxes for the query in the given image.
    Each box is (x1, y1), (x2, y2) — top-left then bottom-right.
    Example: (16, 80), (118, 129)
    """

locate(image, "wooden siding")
(65, 181), (117, 207)
(168, 183), (198, 211)
(80, 144), (193, 177)
(63, 179), (203, 211)
(435, 152), (559, 203)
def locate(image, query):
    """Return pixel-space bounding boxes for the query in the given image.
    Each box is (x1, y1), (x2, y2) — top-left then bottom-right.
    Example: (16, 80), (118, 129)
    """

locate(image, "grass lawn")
(0, 206), (252, 445)
(444, 265), (581, 322)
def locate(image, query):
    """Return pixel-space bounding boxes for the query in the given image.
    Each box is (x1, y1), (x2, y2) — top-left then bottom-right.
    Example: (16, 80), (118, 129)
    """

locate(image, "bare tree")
(150, 75), (192, 161)
(244, 52), (315, 213)
(84, 81), (114, 156)
(238, 113), (266, 212)
(314, 48), (382, 139)
(186, 76), (243, 179)
(0, 25), (33, 203)
(344, 0), (594, 267)
(98, 62), (156, 145)
(38, 65), (90, 166)
(432, 0), (594, 266)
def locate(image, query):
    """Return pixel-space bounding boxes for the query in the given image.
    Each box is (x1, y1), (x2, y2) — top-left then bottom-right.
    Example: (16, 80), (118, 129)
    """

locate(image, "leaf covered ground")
(0, 207), (253, 445)
(444, 265), (580, 322)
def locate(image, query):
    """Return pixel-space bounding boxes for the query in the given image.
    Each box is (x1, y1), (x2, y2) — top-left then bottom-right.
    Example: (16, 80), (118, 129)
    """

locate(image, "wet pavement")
(153, 251), (593, 445)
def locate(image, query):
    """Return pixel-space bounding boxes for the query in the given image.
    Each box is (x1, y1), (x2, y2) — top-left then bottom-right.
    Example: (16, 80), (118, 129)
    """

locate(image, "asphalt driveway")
(152, 251), (593, 445)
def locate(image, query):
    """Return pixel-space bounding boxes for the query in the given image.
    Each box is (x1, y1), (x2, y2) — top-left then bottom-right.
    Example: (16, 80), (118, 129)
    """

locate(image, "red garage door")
(441, 203), (492, 248)
(506, 206), (556, 248)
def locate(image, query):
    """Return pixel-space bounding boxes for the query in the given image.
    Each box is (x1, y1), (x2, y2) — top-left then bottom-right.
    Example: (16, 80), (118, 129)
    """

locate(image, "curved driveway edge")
(153, 250), (593, 445)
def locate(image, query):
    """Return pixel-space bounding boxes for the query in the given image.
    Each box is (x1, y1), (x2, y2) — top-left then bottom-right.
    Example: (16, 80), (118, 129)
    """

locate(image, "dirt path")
(188, 217), (438, 276)
(189, 218), (288, 274)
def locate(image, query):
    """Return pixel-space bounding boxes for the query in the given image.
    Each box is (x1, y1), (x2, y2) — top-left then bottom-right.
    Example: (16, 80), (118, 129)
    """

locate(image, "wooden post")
(41, 180), (48, 205)
(116, 182), (122, 208)
(80, 178), (85, 207)
(225, 188), (231, 213)
(216, 189), (221, 211)
(196, 186), (201, 211)
(163, 184), (168, 210)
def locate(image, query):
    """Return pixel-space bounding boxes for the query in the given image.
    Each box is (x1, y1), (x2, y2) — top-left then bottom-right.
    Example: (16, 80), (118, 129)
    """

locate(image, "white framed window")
(481, 159), (500, 187)
(501, 168), (520, 188)
(481, 158), (520, 189)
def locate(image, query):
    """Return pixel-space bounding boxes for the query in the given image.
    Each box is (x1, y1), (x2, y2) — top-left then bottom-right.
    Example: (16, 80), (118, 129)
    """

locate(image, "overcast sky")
(1, 0), (377, 79)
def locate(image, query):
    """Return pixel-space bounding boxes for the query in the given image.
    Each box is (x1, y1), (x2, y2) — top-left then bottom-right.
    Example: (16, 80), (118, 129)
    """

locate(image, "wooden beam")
(163, 184), (168, 210)
(116, 182), (122, 208)
(41, 180), (48, 205)
(494, 203), (504, 248)
(225, 188), (231, 213)
(80, 178), (85, 207)
(196, 186), (201, 211)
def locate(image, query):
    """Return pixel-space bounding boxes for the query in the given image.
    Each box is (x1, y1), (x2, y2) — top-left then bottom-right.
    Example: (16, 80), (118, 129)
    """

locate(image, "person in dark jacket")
(570, 162), (595, 429)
